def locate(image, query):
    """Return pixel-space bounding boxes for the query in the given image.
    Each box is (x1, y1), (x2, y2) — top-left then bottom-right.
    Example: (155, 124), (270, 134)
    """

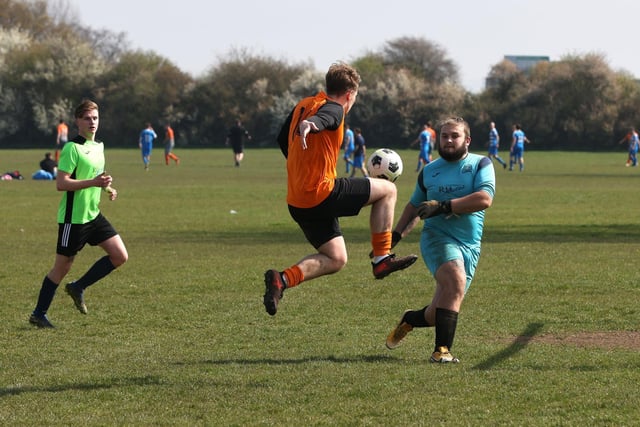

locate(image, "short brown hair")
(74, 100), (98, 118)
(325, 62), (361, 96)
(439, 116), (471, 139)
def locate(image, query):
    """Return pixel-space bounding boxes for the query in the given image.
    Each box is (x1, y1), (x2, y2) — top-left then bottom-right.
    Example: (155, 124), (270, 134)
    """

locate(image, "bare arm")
(56, 171), (117, 200)
(450, 190), (493, 214)
(393, 202), (422, 238)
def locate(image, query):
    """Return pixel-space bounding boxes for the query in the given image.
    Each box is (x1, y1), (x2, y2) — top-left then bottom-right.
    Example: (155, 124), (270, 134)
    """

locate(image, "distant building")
(485, 55), (550, 89)
(504, 55), (550, 73)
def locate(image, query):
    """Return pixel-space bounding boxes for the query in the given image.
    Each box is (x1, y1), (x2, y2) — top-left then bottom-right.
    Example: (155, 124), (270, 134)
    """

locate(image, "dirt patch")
(513, 331), (640, 350)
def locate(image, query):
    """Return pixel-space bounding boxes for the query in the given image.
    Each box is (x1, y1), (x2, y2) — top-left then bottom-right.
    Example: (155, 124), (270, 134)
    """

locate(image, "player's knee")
(329, 253), (348, 273)
(111, 250), (128, 267)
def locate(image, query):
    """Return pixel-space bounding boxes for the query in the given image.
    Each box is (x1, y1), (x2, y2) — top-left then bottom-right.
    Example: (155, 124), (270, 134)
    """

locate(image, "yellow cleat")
(385, 310), (413, 349)
(430, 346), (460, 363)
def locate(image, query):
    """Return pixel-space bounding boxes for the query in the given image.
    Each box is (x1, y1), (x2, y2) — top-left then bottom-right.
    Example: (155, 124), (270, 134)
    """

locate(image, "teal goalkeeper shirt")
(410, 153), (495, 248)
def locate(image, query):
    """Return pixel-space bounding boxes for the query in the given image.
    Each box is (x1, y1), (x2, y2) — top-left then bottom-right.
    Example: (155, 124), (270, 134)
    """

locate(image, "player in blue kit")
(619, 127), (640, 167)
(139, 122), (157, 170)
(411, 123), (432, 171)
(384, 116), (495, 363)
(342, 124), (355, 173)
(509, 123), (530, 171)
(487, 121), (506, 169)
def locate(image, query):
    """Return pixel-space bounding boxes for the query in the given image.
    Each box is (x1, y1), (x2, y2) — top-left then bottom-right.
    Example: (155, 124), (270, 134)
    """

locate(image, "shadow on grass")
(0, 375), (161, 397)
(482, 223), (640, 244)
(175, 354), (396, 366)
(158, 222), (640, 246)
(472, 322), (544, 371)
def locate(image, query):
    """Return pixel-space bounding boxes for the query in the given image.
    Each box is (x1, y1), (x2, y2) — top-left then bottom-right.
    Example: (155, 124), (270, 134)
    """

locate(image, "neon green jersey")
(57, 136), (106, 224)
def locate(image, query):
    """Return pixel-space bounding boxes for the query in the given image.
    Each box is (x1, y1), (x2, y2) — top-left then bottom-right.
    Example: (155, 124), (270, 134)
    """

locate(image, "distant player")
(343, 124), (355, 173)
(164, 124), (180, 165)
(55, 119), (68, 163)
(411, 123), (432, 171)
(225, 119), (251, 167)
(509, 123), (530, 172)
(487, 122), (506, 169)
(619, 127), (640, 167)
(350, 127), (368, 177)
(139, 122), (157, 170)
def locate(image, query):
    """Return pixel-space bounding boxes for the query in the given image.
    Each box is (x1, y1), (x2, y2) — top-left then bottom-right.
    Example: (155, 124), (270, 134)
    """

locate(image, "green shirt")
(57, 136), (106, 224)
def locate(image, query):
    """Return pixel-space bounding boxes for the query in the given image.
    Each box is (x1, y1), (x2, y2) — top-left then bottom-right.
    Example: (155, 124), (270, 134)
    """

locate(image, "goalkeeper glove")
(417, 200), (452, 219)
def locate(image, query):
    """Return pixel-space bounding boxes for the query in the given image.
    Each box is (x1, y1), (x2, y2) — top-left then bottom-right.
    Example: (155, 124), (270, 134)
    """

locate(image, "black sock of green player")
(33, 276), (58, 316)
(74, 256), (116, 290)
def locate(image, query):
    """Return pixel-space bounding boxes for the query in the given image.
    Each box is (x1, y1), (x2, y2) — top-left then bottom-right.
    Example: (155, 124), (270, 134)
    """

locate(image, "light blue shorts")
(420, 231), (480, 293)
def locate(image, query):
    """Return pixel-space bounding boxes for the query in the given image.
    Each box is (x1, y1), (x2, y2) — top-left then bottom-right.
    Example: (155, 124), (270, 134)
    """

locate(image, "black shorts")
(57, 213), (118, 257)
(288, 177), (370, 249)
(231, 142), (244, 154)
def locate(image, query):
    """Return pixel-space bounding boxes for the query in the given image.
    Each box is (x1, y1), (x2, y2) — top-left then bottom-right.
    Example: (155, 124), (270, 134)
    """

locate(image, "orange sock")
(282, 265), (304, 288)
(371, 231), (392, 257)
(165, 155), (169, 165)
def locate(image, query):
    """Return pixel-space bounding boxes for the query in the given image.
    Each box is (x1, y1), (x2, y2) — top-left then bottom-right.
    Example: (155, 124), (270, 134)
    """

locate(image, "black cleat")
(29, 314), (55, 328)
(65, 282), (87, 314)
(372, 254), (418, 279)
(263, 269), (285, 316)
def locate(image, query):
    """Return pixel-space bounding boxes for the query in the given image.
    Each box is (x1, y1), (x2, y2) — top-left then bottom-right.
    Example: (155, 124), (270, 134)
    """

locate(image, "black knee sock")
(74, 256), (116, 290)
(33, 276), (59, 316)
(434, 308), (459, 351)
(404, 305), (432, 327)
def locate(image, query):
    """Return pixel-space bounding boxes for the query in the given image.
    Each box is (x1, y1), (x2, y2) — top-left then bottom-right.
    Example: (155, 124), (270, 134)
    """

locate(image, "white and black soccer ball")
(367, 148), (404, 182)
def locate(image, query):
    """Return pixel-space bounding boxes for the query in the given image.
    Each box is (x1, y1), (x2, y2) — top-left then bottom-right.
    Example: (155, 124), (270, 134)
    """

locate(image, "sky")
(68, 0), (640, 93)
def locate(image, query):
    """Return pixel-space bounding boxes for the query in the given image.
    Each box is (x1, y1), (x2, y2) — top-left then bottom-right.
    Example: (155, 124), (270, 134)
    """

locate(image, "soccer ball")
(367, 148), (404, 182)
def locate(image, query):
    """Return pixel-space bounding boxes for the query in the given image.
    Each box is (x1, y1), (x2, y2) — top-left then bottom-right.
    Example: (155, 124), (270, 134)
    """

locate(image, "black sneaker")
(65, 282), (87, 314)
(372, 254), (418, 279)
(263, 269), (285, 316)
(29, 314), (55, 328)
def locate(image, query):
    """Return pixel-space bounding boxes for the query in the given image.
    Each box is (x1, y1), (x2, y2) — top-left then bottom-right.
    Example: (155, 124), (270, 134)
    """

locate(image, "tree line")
(2, 0), (639, 151)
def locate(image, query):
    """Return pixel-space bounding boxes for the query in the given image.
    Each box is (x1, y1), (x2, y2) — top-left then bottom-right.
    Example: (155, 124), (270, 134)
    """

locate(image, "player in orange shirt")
(427, 121), (436, 156)
(55, 119), (68, 163)
(164, 124), (180, 165)
(263, 62), (418, 316)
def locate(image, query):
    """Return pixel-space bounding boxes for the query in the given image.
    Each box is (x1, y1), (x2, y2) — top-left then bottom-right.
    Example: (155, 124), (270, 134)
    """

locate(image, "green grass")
(1, 147), (639, 425)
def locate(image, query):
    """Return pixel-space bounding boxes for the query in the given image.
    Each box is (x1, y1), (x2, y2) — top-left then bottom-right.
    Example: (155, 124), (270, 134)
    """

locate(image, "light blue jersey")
(513, 129), (526, 149)
(344, 128), (355, 153)
(410, 154), (495, 289)
(411, 153), (495, 247)
(419, 129), (432, 159)
(489, 128), (499, 147)
(629, 133), (639, 153)
(139, 128), (157, 156)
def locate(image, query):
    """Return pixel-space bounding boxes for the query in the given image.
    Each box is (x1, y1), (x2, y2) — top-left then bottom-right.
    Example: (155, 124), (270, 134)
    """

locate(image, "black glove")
(417, 200), (452, 219)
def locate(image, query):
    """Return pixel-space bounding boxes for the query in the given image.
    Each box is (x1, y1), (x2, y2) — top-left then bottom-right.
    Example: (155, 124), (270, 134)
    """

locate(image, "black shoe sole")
(263, 270), (282, 316)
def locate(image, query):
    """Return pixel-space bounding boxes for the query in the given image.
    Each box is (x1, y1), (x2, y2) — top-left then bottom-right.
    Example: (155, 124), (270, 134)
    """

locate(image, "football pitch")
(1, 148), (639, 425)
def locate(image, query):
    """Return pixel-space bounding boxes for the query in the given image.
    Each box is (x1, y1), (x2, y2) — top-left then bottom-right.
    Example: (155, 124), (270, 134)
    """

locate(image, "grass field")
(1, 147), (639, 425)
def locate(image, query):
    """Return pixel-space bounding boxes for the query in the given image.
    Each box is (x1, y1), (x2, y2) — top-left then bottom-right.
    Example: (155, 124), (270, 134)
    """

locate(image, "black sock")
(404, 305), (432, 327)
(434, 308), (459, 351)
(33, 276), (59, 316)
(74, 256), (116, 290)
